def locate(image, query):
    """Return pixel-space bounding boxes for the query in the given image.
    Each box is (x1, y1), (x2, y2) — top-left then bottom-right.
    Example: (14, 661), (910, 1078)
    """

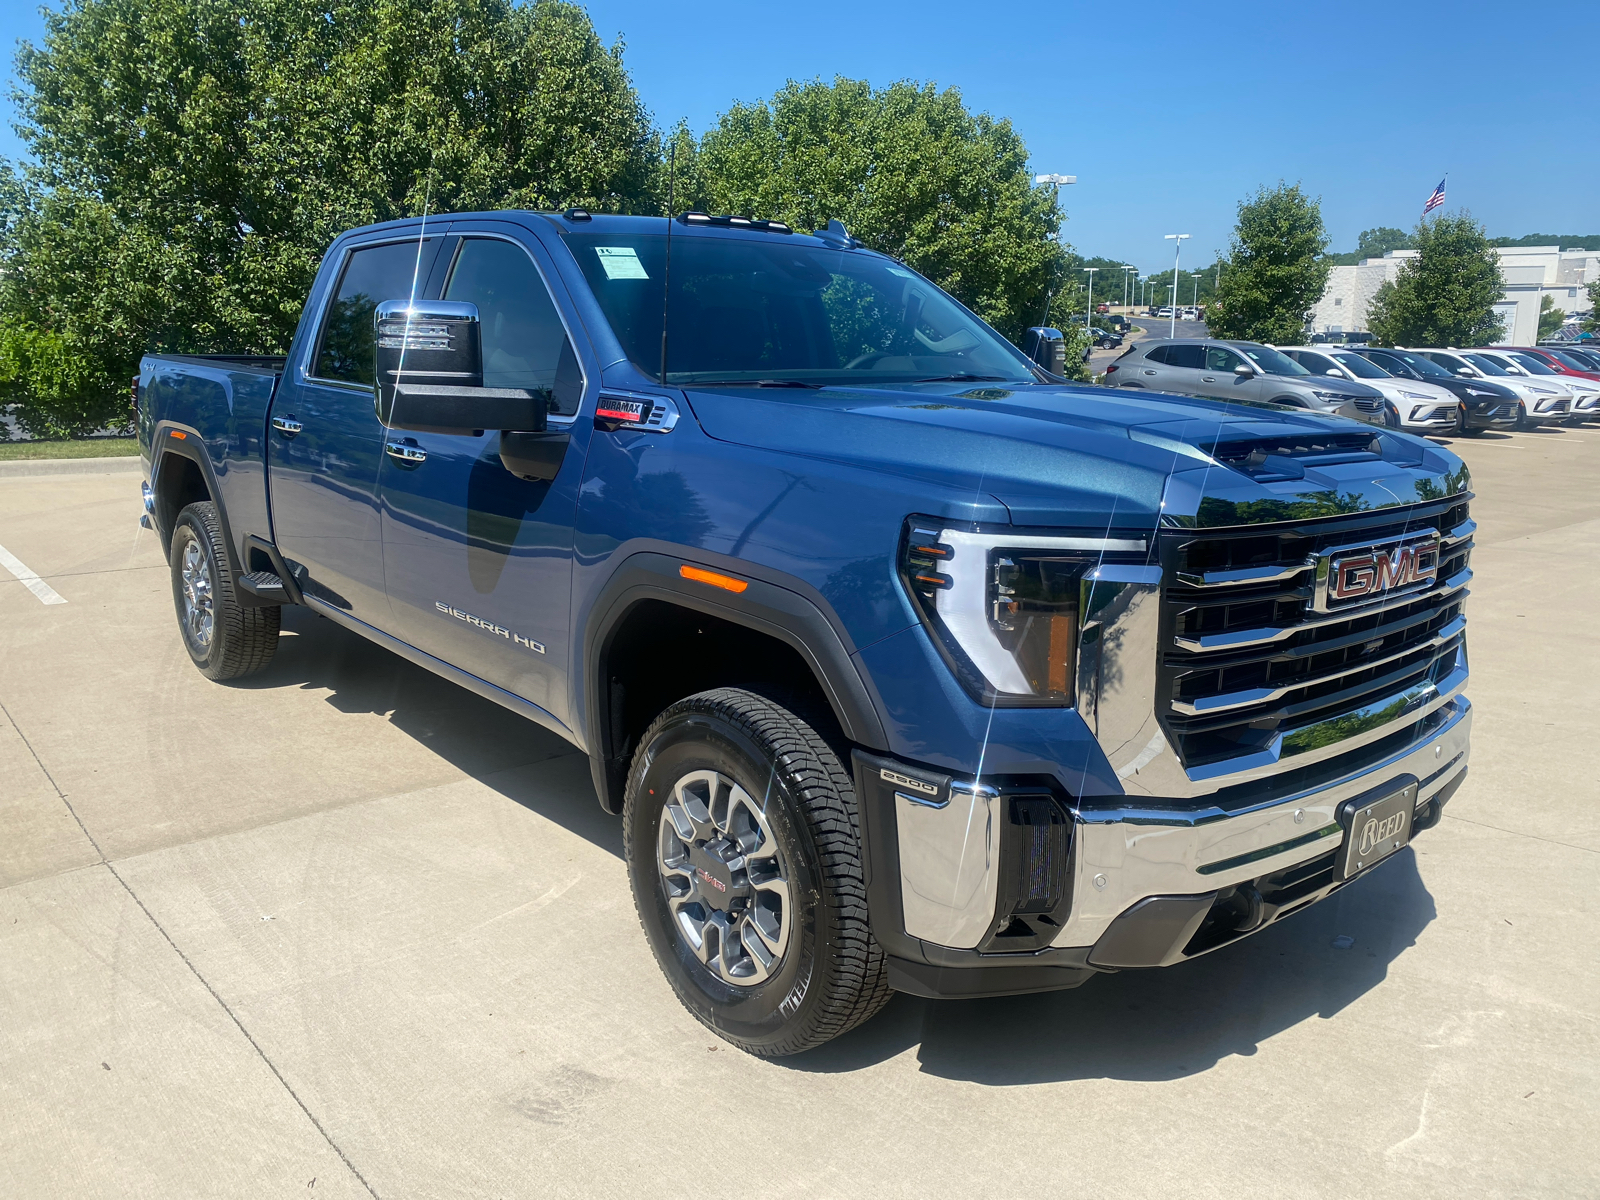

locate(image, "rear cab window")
(312, 239), (443, 385)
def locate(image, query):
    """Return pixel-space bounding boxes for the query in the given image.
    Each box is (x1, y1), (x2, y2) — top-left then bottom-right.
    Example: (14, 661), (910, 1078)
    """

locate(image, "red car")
(1491, 345), (1600, 383)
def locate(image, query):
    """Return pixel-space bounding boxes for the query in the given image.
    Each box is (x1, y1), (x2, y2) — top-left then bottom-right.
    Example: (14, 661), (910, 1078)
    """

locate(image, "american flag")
(1422, 178), (1446, 216)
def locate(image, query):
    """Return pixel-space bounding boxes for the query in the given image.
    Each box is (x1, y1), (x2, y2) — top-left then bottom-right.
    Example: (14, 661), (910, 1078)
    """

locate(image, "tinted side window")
(1205, 346), (1244, 372)
(445, 239), (583, 416)
(1166, 345), (1205, 369)
(1365, 351), (1408, 376)
(1144, 345), (1170, 364)
(315, 240), (437, 384)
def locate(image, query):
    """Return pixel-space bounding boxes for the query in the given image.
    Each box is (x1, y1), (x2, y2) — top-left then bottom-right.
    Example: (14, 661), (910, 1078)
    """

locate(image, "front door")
(269, 235), (447, 619)
(377, 230), (591, 727)
(1200, 344), (1263, 402)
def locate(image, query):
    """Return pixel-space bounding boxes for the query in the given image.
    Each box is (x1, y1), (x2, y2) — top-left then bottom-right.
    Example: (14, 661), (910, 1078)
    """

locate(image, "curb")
(0, 455), (143, 478)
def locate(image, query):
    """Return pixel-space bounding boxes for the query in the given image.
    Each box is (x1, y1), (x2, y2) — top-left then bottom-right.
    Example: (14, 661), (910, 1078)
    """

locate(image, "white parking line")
(0, 541), (67, 605)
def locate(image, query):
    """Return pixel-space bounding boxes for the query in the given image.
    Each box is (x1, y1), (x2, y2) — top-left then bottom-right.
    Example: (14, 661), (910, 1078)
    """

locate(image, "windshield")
(1462, 353), (1512, 376)
(1238, 344), (1308, 375)
(1329, 351), (1389, 379)
(1547, 348), (1598, 371)
(563, 229), (1035, 386)
(1504, 351), (1558, 375)
(1382, 350), (1454, 379)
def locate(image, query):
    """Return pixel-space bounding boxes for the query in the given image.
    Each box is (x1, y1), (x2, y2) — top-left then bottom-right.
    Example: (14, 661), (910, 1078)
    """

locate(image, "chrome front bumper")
(1055, 694), (1469, 950)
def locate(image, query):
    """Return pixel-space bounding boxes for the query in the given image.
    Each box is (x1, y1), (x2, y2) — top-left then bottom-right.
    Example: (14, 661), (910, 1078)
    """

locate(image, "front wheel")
(623, 688), (891, 1056)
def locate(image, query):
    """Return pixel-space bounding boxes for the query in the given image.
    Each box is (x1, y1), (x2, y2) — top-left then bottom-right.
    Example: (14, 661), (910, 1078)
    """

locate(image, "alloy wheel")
(657, 769), (791, 986)
(180, 536), (215, 652)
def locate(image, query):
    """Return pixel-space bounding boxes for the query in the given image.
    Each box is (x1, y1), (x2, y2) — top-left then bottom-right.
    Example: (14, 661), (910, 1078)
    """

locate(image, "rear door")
(376, 226), (593, 727)
(269, 233), (447, 619)
(1156, 342), (1208, 396)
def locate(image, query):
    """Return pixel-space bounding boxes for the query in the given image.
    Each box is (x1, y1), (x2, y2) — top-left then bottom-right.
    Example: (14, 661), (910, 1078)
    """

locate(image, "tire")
(1515, 402), (1531, 431)
(169, 500), (279, 680)
(623, 688), (891, 1056)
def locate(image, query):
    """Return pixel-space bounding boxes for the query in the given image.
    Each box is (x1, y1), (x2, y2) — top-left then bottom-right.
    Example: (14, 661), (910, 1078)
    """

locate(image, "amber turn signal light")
(679, 564), (748, 594)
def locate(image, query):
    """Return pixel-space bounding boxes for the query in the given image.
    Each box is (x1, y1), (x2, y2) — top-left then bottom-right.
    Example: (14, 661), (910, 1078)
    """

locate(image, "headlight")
(900, 520), (1148, 706)
(1310, 390), (1353, 404)
(1400, 391), (1433, 401)
(1464, 387), (1497, 397)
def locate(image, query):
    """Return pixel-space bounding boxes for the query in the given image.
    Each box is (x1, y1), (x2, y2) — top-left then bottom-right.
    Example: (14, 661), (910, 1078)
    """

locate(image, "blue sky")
(4, 1), (1596, 273)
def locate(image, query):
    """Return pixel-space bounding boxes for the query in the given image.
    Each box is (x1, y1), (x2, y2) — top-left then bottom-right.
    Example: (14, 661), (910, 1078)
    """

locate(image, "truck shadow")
(237, 605), (1433, 1083)
(794, 848), (1435, 1083)
(233, 605), (622, 856)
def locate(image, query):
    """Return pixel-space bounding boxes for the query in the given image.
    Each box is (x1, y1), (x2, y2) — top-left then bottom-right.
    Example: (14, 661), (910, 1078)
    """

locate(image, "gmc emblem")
(1313, 533), (1440, 612)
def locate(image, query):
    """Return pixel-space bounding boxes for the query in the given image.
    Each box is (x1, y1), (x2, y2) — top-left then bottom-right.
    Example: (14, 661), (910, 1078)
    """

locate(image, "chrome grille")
(1158, 500), (1472, 773)
(1354, 397), (1383, 413)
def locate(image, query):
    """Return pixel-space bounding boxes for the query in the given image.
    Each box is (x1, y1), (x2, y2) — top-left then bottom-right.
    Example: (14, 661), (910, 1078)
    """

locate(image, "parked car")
(1104, 313), (1131, 333)
(1096, 302), (1110, 314)
(1089, 327), (1123, 349)
(134, 208), (1474, 1056)
(1156, 306), (1174, 318)
(1488, 346), (1600, 423)
(1279, 346), (1460, 434)
(1415, 349), (1582, 428)
(1348, 347), (1519, 434)
(1310, 331), (1373, 345)
(1103, 338), (1383, 422)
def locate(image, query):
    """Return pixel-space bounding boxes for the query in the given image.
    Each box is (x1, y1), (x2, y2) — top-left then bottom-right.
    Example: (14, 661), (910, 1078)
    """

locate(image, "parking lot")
(3, 426), (1598, 1198)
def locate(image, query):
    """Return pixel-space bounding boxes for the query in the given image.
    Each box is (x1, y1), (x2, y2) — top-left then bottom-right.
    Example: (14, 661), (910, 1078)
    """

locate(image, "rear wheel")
(623, 688), (891, 1056)
(169, 501), (279, 680)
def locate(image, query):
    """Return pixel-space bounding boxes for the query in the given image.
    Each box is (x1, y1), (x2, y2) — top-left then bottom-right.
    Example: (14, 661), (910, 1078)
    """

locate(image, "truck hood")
(680, 381), (1470, 529)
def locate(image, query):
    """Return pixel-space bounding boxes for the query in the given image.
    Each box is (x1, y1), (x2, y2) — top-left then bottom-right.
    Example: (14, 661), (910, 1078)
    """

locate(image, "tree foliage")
(1536, 295), (1566, 341)
(1367, 213), (1505, 348)
(1204, 183), (1330, 344)
(689, 77), (1068, 346)
(3, 0), (657, 437)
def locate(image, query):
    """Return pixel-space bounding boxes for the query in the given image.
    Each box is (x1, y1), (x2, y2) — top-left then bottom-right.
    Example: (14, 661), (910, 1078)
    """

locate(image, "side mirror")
(1024, 326), (1067, 374)
(1325, 367), (1347, 377)
(1234, 363), (1254, 377)
(374, 300), (546, 436)
(1455, 367), (1475, 377)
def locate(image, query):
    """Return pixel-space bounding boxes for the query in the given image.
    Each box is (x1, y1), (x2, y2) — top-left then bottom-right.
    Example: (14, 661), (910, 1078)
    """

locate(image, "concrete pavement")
(2, 433), (1598, 1198)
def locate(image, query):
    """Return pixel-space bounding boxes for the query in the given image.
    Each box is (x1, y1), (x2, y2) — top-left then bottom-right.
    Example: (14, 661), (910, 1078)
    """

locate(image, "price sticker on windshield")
(595, 246), (649, 280)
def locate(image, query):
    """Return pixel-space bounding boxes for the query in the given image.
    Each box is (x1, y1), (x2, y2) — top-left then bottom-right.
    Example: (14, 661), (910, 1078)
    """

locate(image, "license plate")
(1336, 782), (1417, 881)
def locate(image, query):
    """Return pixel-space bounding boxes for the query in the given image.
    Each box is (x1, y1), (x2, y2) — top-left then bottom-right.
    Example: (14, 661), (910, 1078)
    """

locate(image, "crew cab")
(137, 210), (1474, 1056)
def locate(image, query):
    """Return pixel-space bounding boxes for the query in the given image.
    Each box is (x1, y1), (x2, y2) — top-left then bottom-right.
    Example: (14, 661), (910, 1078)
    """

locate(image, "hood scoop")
(1204, 431), (1384, 481)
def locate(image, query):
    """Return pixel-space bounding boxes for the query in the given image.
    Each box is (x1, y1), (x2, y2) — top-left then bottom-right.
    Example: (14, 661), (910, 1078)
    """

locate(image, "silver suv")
(1103, 338), (1385, 423)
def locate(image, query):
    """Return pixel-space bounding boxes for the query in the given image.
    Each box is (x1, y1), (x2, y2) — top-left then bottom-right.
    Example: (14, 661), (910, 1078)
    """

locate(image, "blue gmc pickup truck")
(138, 210), (1474, 1056)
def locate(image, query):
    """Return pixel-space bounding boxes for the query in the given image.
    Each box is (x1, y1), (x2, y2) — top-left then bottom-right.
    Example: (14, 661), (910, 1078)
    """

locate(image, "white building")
(1307, 245), (1600, 344)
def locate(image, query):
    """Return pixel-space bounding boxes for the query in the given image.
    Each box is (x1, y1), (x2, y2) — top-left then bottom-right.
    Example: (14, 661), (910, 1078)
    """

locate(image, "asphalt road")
(3, 429), (1598, 1198)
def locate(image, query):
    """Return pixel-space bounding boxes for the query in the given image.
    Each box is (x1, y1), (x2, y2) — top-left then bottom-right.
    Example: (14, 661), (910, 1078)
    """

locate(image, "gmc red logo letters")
(1325, 538), (1440, 607)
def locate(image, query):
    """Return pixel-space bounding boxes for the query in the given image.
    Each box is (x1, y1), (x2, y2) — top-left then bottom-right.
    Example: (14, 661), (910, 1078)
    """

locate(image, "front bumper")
(855, 695), (1471, 999)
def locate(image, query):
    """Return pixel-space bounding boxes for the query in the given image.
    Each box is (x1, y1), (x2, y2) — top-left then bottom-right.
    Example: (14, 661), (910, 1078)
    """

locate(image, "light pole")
(1034, 173), (1076, 339)
(1191, 271), (1201, 309)
(1122, 264), (1136, 311)
(1083, 266), (1099, 333)
(1164, 233), (1190, 337)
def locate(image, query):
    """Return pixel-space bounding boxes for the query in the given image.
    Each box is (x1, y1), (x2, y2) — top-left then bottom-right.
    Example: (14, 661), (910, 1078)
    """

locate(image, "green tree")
(1367, 212), (1505, 347)
(1204, 183), (1330, 343)
(1325, 226), (1412, 266)
(3, 0), (657, 438)
(1587, 280), (1600, 335)
(1536, 294), (1566, 341)
(694, 77), (1065, 346)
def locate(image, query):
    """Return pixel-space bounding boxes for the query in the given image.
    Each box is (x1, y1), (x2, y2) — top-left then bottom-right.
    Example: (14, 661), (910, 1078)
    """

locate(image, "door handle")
(385, 441), (426, 464)
(1201, 376), (1217, 382)
(271, 416), (302, 437)
(1142, 369), (1157, 376)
